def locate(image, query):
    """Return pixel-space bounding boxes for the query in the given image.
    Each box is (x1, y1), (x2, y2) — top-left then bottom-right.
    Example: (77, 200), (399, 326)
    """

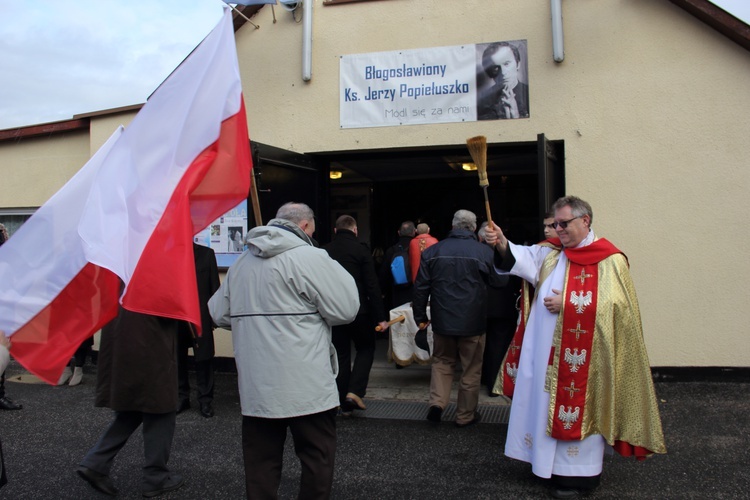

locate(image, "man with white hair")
(209, 202), (359, 499)
(412, 210), (505, 426)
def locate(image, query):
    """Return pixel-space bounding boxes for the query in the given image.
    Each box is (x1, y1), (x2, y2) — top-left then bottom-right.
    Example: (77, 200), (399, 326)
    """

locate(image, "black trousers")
(73, 337), (94, 367)
(481, 317), (517, 390)
(242, 409), (336, 500)
(0, 438), (6, 489)
(80, 410), (176, 490)
(177, 331), (214, 405)
(332, 314), (375, 403)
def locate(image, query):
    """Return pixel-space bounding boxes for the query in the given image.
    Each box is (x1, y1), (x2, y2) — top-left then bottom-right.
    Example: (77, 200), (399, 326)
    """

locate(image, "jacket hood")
(247, 218), (313, 258)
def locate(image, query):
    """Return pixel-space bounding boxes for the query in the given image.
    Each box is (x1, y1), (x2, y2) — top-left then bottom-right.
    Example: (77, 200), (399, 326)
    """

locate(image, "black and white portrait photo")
(476, 40), (529, 120)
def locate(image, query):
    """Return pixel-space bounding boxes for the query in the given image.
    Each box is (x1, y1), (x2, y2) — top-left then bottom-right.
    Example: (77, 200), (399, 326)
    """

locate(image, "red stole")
(550, 238), (622, 440)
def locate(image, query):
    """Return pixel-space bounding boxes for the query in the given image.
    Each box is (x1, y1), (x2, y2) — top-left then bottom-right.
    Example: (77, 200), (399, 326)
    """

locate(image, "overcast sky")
(1, 1), (748, 131)
(0, 0), (224, 130)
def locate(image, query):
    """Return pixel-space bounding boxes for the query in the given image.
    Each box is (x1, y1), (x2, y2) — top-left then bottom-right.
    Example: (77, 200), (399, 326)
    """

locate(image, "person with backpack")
(380, 220), (416, 309)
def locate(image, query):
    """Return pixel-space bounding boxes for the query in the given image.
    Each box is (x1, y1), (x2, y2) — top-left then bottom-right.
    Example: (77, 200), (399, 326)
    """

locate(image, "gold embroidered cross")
(574, 270), (592, 285)
(564, 379), (581, 398)
(567, 321), (588, 340)
(509, 342), (520, 356)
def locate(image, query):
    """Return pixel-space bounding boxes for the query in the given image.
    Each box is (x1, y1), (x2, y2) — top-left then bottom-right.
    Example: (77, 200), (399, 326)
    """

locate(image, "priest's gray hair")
(452, 209), (477, 232)
(552, 196), (593, 225)
(276, 202), (315, 224)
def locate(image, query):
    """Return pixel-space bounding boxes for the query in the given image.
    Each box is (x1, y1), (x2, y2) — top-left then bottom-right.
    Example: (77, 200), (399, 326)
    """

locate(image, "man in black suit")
(324, 215), (389, 415)
(177, 243), (221, 418)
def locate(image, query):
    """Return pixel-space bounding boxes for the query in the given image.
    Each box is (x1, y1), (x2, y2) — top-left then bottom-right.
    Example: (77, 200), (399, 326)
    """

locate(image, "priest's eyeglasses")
(553, 216), (580, 229)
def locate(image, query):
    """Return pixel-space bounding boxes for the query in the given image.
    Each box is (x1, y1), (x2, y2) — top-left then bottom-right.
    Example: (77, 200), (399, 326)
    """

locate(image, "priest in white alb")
(483, 196), (666, 499)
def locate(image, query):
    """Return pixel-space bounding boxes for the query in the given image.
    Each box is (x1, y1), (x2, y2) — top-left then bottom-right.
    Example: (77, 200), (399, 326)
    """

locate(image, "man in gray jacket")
(209, 202), (359, 499)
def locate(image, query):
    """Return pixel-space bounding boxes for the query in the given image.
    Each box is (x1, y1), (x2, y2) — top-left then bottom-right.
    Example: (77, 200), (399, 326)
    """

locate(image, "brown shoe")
(455, 411), (482, 428)
(345, 392), (366, 410)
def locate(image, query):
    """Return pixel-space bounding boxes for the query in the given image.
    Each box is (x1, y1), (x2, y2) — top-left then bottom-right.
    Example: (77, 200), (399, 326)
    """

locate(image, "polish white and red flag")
(0, 7), (251, 384)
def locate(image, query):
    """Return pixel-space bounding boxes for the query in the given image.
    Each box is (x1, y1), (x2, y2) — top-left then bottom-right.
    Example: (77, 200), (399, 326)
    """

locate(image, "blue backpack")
(390, 244), (411, 286)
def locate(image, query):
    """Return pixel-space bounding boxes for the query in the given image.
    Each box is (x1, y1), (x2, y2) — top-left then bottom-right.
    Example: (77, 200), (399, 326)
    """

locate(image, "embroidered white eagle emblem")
(505, 362), (518, 382)
(569, 291), (592, 314)
(564, 348), (587, 372)
(558, 405), (580, 430)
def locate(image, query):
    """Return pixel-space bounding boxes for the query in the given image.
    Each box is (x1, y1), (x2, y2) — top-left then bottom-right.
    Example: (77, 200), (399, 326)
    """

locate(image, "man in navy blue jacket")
(412, 210), (506, 427)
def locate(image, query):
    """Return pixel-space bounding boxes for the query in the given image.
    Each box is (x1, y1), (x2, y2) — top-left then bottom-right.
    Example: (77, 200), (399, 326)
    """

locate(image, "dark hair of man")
(552, 196), (594, 226)
(276, 202), (314, 224)
(335, 215), (357, 231)
(398, 221), (416, 237)
(482, 41), (521, 78)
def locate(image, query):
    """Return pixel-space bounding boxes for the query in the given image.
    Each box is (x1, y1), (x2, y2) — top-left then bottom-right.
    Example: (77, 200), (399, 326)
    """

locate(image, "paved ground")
(1, 338), (749, 499)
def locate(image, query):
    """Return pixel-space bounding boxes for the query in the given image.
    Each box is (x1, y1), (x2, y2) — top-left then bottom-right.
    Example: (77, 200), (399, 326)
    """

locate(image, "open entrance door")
(249, 141), (331, 242)
(319, 136), (565, 251)
(537, 133), (566, 241)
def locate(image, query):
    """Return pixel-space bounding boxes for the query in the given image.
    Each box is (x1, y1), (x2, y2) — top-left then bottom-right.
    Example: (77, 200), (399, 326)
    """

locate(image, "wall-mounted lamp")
(330, 170), (343, 180)
(462, 163), (477, 171)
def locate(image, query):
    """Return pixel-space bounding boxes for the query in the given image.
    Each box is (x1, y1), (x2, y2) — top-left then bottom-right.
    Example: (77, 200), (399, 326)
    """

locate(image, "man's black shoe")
(551, 488), (581, 499)
(0, 396), (22, 410)
(455, 411), (482, 428)
(176, 399), (190, 414)
(426, 405), (443, 423)
(77, 466), (118, 497)
(199, 402), (214, 418)
(143, 473), (185, 498)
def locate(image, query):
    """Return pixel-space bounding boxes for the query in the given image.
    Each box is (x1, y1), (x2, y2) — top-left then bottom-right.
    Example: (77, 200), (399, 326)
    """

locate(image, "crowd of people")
(1, 197), (666, 499)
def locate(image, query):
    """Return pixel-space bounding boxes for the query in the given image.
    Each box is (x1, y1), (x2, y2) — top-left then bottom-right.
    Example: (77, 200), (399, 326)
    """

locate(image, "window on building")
(0, 209), (35, 238)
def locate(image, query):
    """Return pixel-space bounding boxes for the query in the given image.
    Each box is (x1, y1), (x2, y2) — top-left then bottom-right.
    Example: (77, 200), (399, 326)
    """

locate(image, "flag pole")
(250, 175), (263, 226)
(228, 3), (260, 30)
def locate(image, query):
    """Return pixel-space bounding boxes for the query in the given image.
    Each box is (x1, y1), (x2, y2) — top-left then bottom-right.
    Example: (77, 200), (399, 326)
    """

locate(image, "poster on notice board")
(193, 200), (248, 268)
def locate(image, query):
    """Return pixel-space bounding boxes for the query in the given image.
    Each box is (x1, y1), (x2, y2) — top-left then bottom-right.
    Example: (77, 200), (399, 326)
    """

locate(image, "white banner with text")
(339, 41), (529, 129)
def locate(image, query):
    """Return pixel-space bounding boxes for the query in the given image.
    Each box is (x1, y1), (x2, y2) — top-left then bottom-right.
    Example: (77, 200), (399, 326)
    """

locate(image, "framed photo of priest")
(476, 40), (530, 120)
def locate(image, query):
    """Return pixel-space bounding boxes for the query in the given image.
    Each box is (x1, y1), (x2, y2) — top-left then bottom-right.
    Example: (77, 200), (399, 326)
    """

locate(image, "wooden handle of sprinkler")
(483, 186), (493, 228)
(375, 315), (407, 331)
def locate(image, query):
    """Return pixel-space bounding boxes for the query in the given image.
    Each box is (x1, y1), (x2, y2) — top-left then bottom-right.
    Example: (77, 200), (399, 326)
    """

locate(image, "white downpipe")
(551, 0), (564, 62)
(302, 0), (313, 81)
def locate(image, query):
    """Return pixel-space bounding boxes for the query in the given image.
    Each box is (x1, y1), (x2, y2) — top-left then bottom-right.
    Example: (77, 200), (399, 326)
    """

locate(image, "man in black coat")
(324, 215), (389, 414)
(177, 243), (221, 418)
(412, 210), (506, 427)
(78, 304), (183, 498)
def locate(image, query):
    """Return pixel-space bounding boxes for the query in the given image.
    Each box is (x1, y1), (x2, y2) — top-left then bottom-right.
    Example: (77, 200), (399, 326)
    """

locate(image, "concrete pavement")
(0, 337), (748, 499)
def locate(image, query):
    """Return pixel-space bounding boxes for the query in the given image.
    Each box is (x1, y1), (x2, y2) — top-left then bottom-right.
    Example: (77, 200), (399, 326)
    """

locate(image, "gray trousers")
(80, 410), (176, 489)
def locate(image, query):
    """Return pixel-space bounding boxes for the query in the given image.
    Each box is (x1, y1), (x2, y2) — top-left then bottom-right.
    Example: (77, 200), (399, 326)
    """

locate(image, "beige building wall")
(0, 131), (89, 207)
(233, 0), (750, 367)
(1, 1), (748, 366)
